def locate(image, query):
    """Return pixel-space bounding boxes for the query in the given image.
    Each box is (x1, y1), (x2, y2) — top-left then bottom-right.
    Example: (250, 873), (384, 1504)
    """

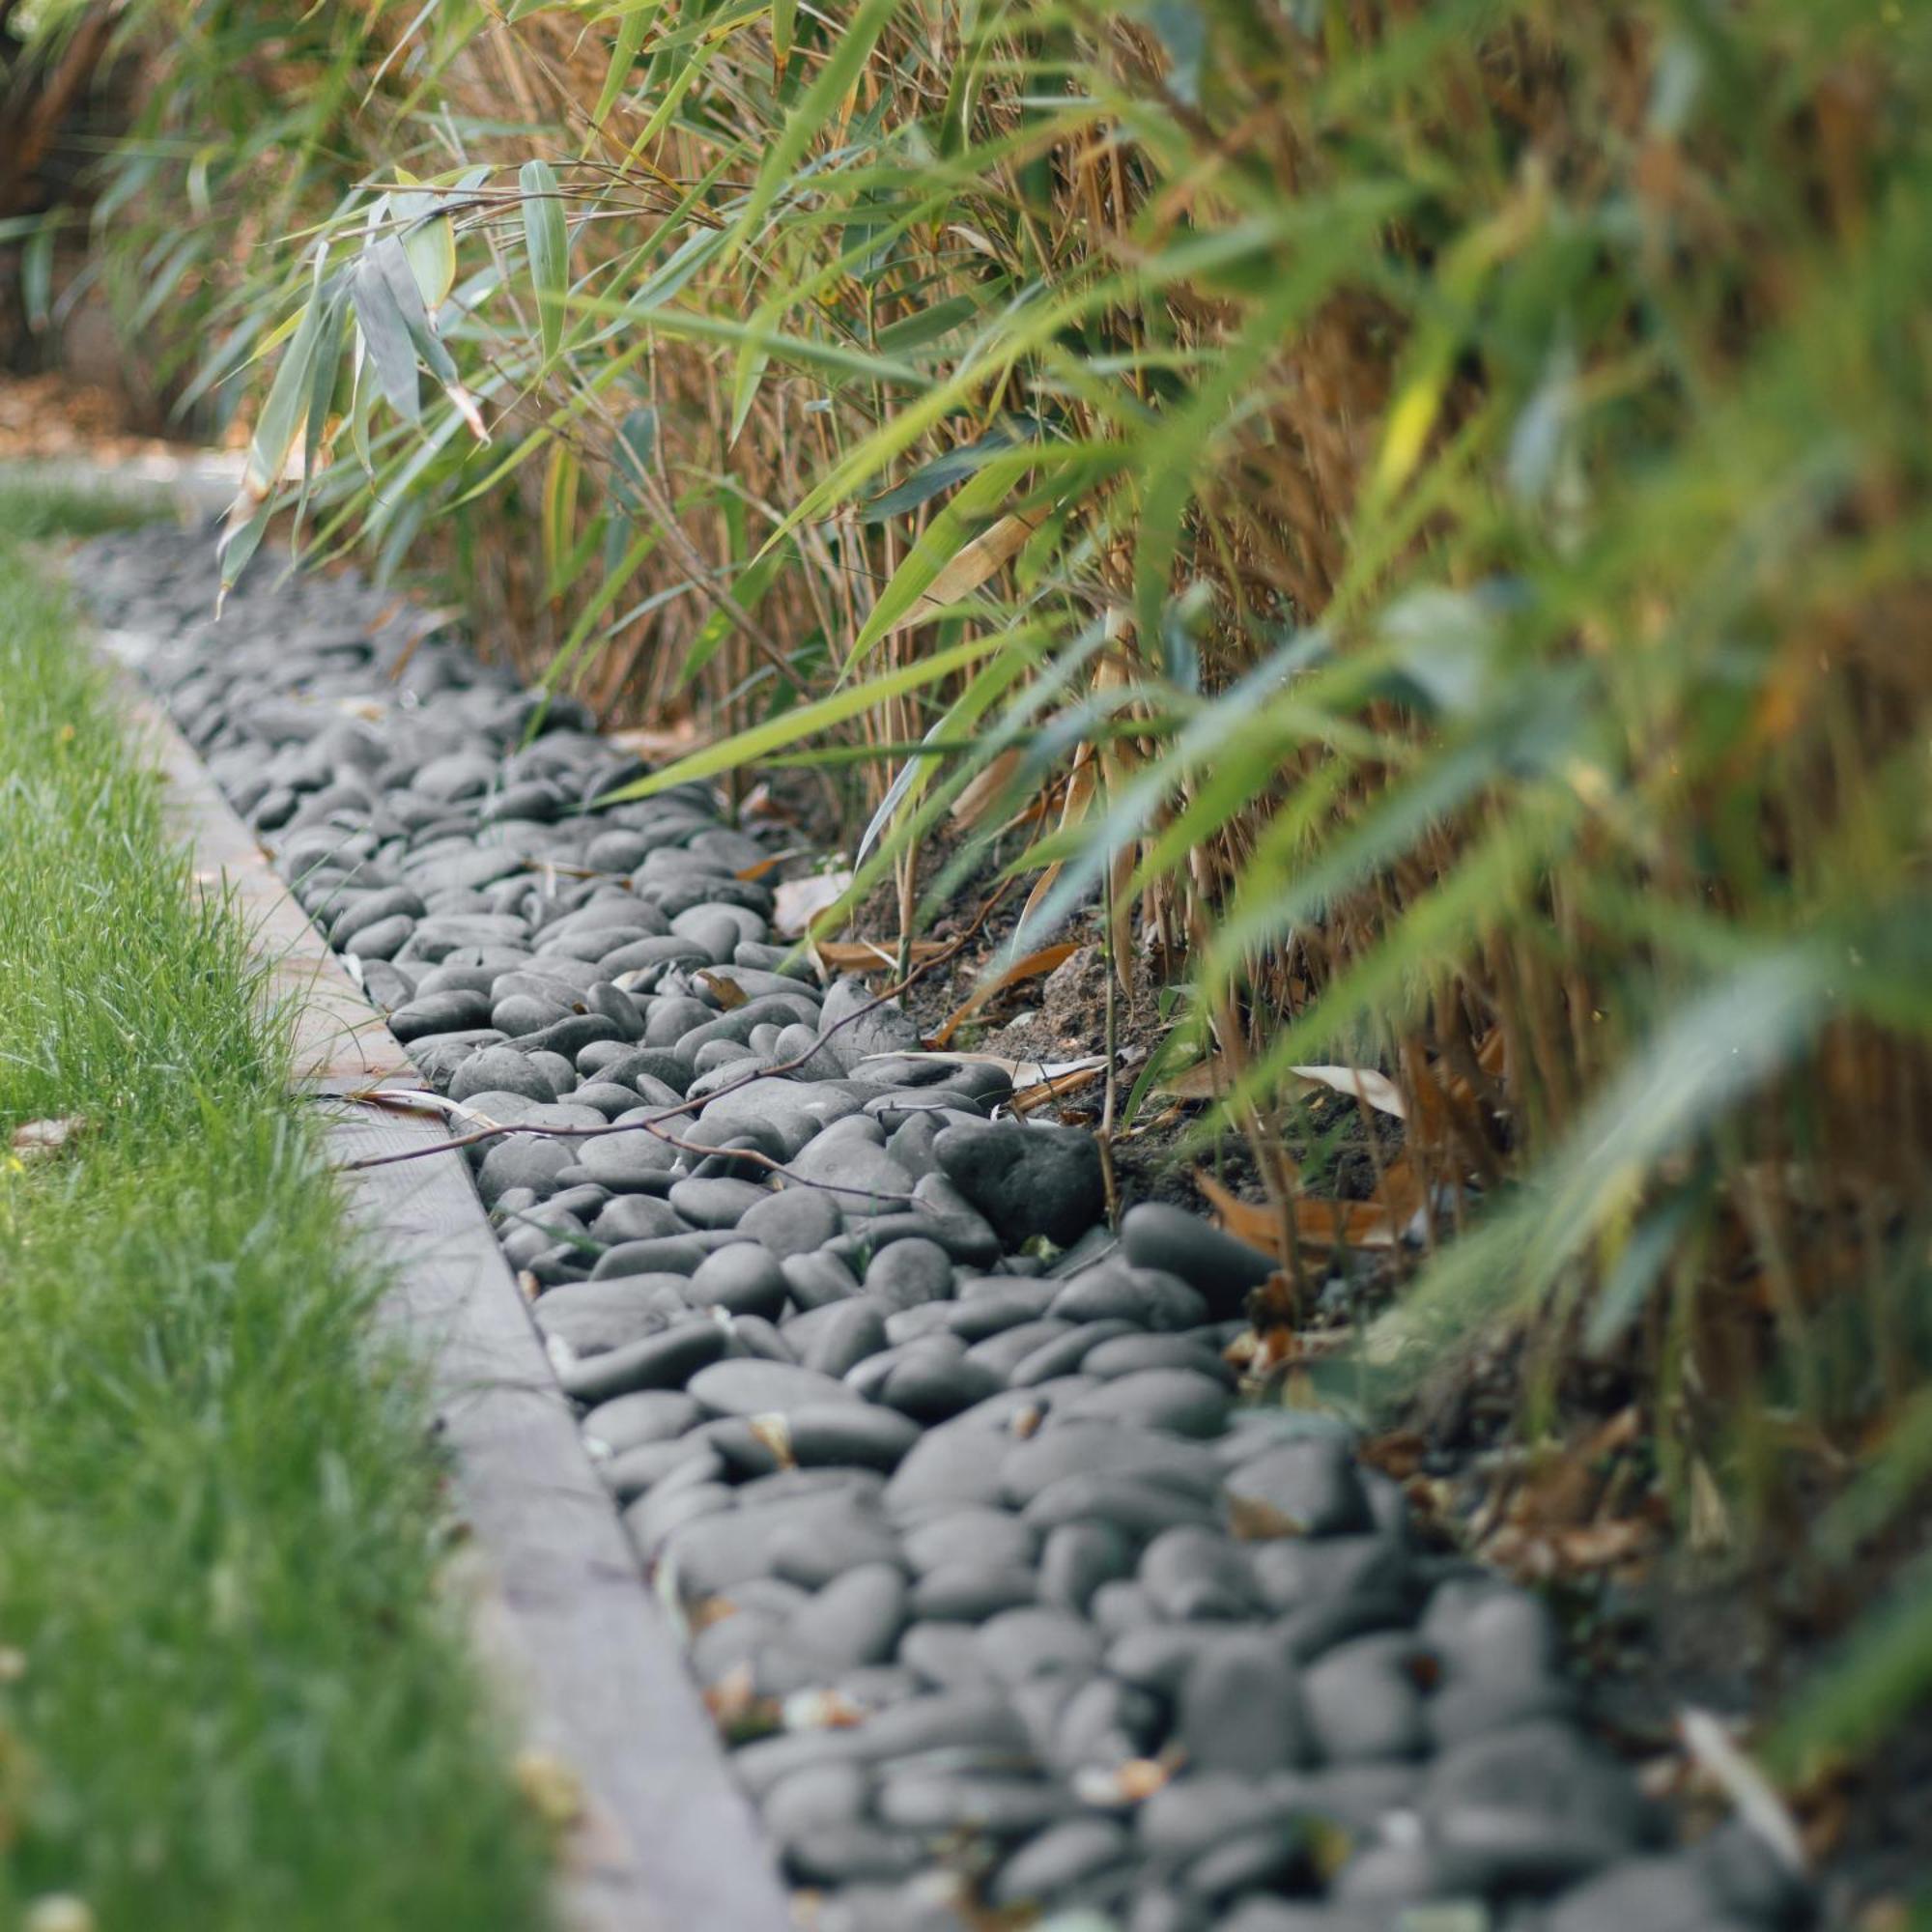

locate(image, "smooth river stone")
(556, 1318), (727, 1403)
(687, 1359), (863, 1417)
(931, 1120), (1104, 1246)
(1058, 1368), (1233, 1439)
(577, 1127), (680, 1191)
(737, 1185), (844, 1258)
(1047, 1263), (1209, 1333)
(1120, 1200), (1277, 1318)
(579, 1389), (703, 1457)
(686, 1241), (788, 1320)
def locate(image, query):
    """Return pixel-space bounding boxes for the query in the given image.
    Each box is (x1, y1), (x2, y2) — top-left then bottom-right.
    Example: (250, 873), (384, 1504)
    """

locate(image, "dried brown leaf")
(929, 940), (1082, 1049)
(880, 508), (1045, 638)
(697, 969), (749, 1010)
(10, 1115), (85, 1163)
(774, 869), (855, 938)
(815, 938), (947, 973)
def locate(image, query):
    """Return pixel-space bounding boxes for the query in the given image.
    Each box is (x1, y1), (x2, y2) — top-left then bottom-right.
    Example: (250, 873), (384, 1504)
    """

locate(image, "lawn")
(0, 509), (550, 1929)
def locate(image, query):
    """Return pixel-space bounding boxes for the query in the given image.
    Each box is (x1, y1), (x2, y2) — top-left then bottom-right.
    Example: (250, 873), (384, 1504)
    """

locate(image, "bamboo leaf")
(605, 633), (1009, 802)
(520, 158), (570, 362)
(726, 0), (897, 255)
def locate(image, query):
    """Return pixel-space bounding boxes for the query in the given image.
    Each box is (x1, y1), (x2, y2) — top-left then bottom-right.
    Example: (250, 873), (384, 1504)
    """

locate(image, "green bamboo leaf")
(848, 449), (1041, 661)
(239, 245), (333, 500)
(606, 633), (1008, 802)
(520, 158), (570, 362)
(725, 0), (897, 255)
(351, 240), (423, 425)
(587, 4), (657, 149)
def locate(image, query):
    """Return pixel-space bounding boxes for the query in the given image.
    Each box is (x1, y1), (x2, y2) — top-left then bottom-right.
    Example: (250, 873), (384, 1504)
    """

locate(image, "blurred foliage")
(36, 0), (1932, 1764)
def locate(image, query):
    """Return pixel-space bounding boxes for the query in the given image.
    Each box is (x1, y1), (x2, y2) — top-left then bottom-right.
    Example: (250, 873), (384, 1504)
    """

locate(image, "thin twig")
(338, 879), (1016, 1175)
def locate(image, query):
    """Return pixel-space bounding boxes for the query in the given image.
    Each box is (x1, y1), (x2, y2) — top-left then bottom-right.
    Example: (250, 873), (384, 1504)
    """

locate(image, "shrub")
(45, 0), (1932, 1756)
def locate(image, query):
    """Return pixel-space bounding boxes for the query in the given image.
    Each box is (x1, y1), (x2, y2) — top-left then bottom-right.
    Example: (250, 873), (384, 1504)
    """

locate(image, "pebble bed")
(74, 524), (1806, 1932)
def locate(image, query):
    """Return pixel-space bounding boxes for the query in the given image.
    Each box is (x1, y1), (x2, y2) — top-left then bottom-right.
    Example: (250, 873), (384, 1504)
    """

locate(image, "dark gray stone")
(781, 1248), (863, 1311)
(989, 1817), (1131, 1907)
(686, 1241), (788, 1320)
(668, 1177), (769, 1228)
(1082, 1331), (1238, 1385)
(863, 1237), (955, 1311)
(932, 1121), (1103, 1246)
(1303, 1634), (1429, 1761)
(1120, 1201), (1276, 1317)
(1139, 1525), (1263, 1621)
(579, 1389), (702, 1457)
(875, 1771), (1075, 1838)
(884, 1425), (1011, 1516)
(790, 1564), (910, 1670)
(1048, 1262), (1209, 1333)
(589, 1235), (714, 1278)
(785, 1405), (923, 1472)
(577, 1126), (681, 1192)
(792, 1299), (889, 1379)
(1001, 1423), (1221, 1507)
(1179, 1634), (1313, 1776)
(977, 1606), (1104, 1683)
(1037, 1520), (1136, 1613)
(909, 1566), (1038, 1622)
(689, 1359), (861, 1417)
(1221, 1435), (1372, 1537)
(390, 987), (493, 1039)
(876, 1350), (1003, 1422)
(1060, 1368), (1233, 1438)
(737, 1186), (843, 1258)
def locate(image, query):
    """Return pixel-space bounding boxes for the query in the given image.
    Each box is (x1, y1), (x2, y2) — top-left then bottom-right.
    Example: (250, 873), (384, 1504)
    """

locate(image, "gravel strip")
(73, 524), (1809, 1932)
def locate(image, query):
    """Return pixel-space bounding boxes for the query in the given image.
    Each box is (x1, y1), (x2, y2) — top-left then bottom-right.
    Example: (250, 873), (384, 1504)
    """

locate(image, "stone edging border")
(100, 645), (792, 1932)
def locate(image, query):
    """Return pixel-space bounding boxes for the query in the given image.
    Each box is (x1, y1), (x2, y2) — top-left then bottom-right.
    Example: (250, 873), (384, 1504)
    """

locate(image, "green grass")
(0, 477), (170, 542)
(0, 530), (550, 1929)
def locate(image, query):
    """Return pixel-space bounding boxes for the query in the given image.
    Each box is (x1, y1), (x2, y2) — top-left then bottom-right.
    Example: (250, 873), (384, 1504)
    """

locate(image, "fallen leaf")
(814, 938), (948, 973)
(702, 1663), (778, 1739)
(608, 723), (705, 760)
(781, 1688), (868, 1732)
(1227, 1494), (1307, 1541)
(1290, 1063), (1407, 1119)
(697, 970), (749, 1010)
(514, 1749), (586, 1831)
(1678, 1709), (1808, 1875)
(1361, 1431), (1429, 1481)
(10, 1115), (85, 1162)
(929, 941), (1083, 1049)
(1194, 1170), (1283, 1247)
(1195, 1165), (1422, 1253)
(774, 869), (855, 938)
(747, 1413), (796, 1469)
(1009, 1066), (1106, 1115)
(1158, 1057), (1234, 1101)
(1072, 1751), (1178, 1807)
(735, 846), (810, 882)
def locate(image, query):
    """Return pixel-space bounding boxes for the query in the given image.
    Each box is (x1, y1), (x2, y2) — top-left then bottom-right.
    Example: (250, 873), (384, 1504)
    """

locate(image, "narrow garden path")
(18, 497), (1813, 1932)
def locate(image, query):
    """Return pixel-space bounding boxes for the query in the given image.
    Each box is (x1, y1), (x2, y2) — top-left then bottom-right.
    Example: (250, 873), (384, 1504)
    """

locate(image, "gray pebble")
(688, 1359), (862, 1417)
(863, 1237), (955, 1310)
(686, 1242), (788, 1319)
(737, 1186), (843, 1257)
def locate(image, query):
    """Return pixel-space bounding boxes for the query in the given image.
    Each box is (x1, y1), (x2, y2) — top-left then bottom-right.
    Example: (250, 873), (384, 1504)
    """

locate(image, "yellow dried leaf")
(929, 941), (1082, 1049)
(514, 1749), (586, 1831)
